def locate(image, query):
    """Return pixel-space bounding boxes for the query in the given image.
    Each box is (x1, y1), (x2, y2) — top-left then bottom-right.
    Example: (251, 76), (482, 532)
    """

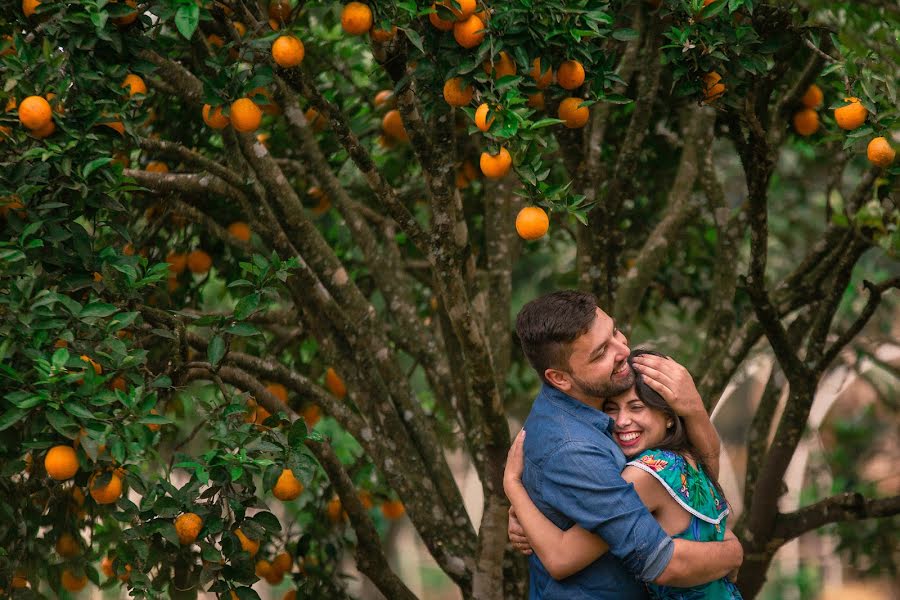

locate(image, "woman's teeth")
(618, 432), (640, 442)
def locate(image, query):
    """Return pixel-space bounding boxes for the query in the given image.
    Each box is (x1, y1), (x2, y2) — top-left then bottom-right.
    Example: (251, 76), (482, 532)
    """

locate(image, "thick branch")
(774, 493), (900, 540)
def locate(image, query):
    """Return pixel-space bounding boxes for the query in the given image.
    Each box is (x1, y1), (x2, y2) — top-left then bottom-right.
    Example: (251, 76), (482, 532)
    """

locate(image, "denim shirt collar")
(537, 383), (616, 436)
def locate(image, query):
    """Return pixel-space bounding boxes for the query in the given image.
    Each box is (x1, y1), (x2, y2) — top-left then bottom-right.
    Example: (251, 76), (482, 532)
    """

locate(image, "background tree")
(0, 0), (897, 598)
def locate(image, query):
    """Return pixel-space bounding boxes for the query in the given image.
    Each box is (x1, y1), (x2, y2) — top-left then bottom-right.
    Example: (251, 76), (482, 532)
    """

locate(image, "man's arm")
(632, 354), (721, 476)
(654, 530), (743, 587)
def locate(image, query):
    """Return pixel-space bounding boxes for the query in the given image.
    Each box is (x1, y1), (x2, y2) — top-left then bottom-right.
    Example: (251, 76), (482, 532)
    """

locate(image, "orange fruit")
(428, 4), (454, 31)
(30, 119), (56, 139)
(443, 0), (475, 20)
(326, 497), (345, 523)
(45, 445), (78, 480)
(480, 147), (512, 179)
(61, 570), (87, 592)
(102, 120), (126, 135)
(556, 60), (585, 90)
(101, 556), (115, 578)
(302, 404), (321, 427)
(558, 97), (589, 128)
(121, 74), (147, 98)
(45, 92), (64, 114)
(834, 97), (867, 130)
(273, 551), (292, 573)
(203, 104), (230, 129)
(483, 51), (516, 79)
(380, 499), (405, 520)
(273, 468), (303, 500)
(702, 71), (725, 104)
(111, 0), (138, 26)
(792, 109), (818, 136)
(867, 136), (895, 168)
(474, 103), (495, 132)
(166, 252), (187, 275)
(358, 490), (374, 509)
(228, 221), (251, 241)
(374, 90), (393, 109)
(382, 109), (408, 141)
(341, 2), (373, 35)
(516, 206), (549, 240)
(54, 339), (68, 348)
(231, 98), (262, 133)
(527, 92), (545, 110)
(235, 528), (260, 556)
(109, 376), (127, 392)
(801, 84), (823, 109)
(250, 87), (280, 116)
(56, 533), (81, 558)
(371, 25), (397, 42)
(443, 77), (473, 107)
(266, 383), (288, 402)
(207, 34), (225, 48)
(18, 95), (52, 130)
(187, 249), (212, 274)
(232, 21), (246, 36)
(530, 58), (553, 89)
(175, 512), (204, 545)
(272, 35), (304, 67)
(305, 107), (326, 131)
(23, 0), (40, 17)
(89, 471), (123, 504)
(453, 14), (485, 48)
(80, 354), (102, 375)
(146, 161), (168, 173)
(325, 367), (347, 398)
(12, 571), (28, 589)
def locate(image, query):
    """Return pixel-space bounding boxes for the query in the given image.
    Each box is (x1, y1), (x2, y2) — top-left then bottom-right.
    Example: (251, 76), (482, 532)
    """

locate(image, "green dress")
(626, 449), (743, 600)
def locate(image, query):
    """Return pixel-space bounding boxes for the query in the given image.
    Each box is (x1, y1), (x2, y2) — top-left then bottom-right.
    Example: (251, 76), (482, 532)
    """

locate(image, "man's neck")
(548, 383), (604, 411)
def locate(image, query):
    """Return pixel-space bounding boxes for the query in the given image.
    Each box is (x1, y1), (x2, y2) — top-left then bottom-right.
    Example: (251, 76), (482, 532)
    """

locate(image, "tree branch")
(774, 493), (900, 540)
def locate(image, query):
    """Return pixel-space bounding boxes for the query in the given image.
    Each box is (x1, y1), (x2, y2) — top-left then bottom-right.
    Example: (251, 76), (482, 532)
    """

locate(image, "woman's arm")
(504, 431), (609, 580)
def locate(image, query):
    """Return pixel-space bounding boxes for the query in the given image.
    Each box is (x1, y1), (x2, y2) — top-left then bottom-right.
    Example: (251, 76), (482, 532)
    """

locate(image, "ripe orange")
(146, 161), (168, 173)
(187, 249), (212, 274)
(175, 512), (204, 545)
(867, 136), (895, 168)
(302, 404), (321, 427)
(102, 120), (126, 135)
(443, 0), (475, 20)
(31, 119), (56, 139)
(121, 74), (147, 98)
(45, 445), (78, 480)
(272, 35), (304, 67)
(326, 497), (345, 523)
(273, 551), (293, 573)
(228, 221), (251, 241)
(232, 21), (247, 36)
(81, 354), (101, 375)
(371, 25), (397, 42)
(443, 77), (473, 107)
(474, 103), (495, 132)
(203, 104), (230, 129)
(453, 14), (485, 48)
(480, 147), (512, 179)
(234, 528), (260, 556)
(273, 468), (303, 500)
(101, 556), (115, 578)
(305, 107), (326, 131)
(801, 84), (823, 109)
(109, 376), (127, 392)
(382, 109), (408, 141)
(516, 206), (549, 240)
(374, 90), (393, 109)
(558, 97), (589, 128)
(483, 51), (516, 79)
(231, 98), (262, 133)
(89, 471), (123, 504)
(429, 4), (454, 31)
(530, 58), (553, 89)
(702, 71), (725, 104)
(23, 0), (40, 17)
(167, 252), (187, 275)
(56, 533), (81, 558)
(325, 367), (347, 398)
(557, 60), (585, 90)
(266, 382), (288, 402)
(18, 95), (52, 130)
(207, 34), (225, 48)
(834, 97), (867, 130)
(381, 499), (405, 520)
(60, 570), (87, 592)
(358, 490), (374, 509)
(111, 0), (138, 26)
(527, 92), (545, 110)
(792, 109), (818, 136)
(341, 2), (373, 35)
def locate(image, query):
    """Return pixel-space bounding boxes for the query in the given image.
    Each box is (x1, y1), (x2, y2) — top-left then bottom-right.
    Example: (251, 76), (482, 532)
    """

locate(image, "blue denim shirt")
(522, 383), (675, 599)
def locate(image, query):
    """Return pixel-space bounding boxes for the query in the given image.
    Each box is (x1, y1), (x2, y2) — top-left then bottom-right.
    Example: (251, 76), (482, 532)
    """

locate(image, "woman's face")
(602, 387), (669, 458)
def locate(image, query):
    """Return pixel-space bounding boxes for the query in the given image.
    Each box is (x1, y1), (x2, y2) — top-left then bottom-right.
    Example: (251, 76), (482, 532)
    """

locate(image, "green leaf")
(404, 27), (424, 54)
(250, 511), (282, 533)
(612, 28), (639, 42)
(288, 419), (307, 449)
(0, 407), (27, 431)
(233, 292), (260, 320)
(64, 402), (96, 420)
(225, 322), (260, 337)
(82, 157), (113, 178)
(175, 4), (200, 40)
(80, 302), (118, 318)
(207, 335), (226, 367)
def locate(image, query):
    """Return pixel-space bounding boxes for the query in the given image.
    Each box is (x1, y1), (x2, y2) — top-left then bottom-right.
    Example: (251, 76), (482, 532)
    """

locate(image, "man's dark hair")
(515, 290), (599, 384)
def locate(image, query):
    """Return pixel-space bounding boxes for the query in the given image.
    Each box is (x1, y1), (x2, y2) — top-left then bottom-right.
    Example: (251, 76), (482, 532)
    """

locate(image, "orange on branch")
(228, 221), (251, 241)
(371, 25), (397, 42)
(341, 2), (373, 35)
(109, 376), (127, 392)
(326, 497), (345, 523)
(89, 471), (123, 504)
(207, 34), (225, 48)
(175, 512), (204, 545)
(530, 58), (553, 89)
(23, 0), (40, 17)
(111, 0), (138, 26)
(702, 71), (725, 104)
(428, 5), (454, 31)
(301, 404), (321, 427)
(235, 528), (260, 556)
(381, 499), (405, 519)
(272, 35), (305, 67)
(867, 136), (895, 168)
(558, 97), (589, 128)
(834, 97), (867, 130)
(480, 147), (512, 179)
(527, 92), (545, 110)
(483, 51), (516, 79)
(203, 104), (230, 129)
(444, 0), (475, 20)
(146, 161), (168, 173)
(325, 367), (347, 398)
(101, 556), (115, 578)
(801, 84), (823, 109)
(187, 249), (212, 274)
(273, 551), (293, 573)
(31, 119), (56, 139)
(443, 77), (473, 107)
(374, 90), (394, 109)
(121, 74), (147, 98)
(45, 445), (79, 480)
(453, 14), (485, 48)
(102, 120), (126, 135)
(18, 95), (52, 131)
(231, 98), (262, 133)
(55, 533), (81, 558)
(60, 570), (87, 592)
(266, 383), (288, 402)
(305, 107), (326, 131)
(556, 60), (585, 90)
(792, 109), (818, 136)
(474, 103), (495, 132)
(515, 206), (549, 240)
(273, 468), (303, 501)
(167, 252), (187, 275)
(382, 109), (408, 141)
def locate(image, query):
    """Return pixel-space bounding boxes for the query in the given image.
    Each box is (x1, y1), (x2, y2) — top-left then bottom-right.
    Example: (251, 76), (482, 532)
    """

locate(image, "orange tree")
(1, 0), (898, 598)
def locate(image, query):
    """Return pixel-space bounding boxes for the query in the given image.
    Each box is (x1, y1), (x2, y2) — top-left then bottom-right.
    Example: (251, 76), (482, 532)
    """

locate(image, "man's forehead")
(571, 308), (612, 351)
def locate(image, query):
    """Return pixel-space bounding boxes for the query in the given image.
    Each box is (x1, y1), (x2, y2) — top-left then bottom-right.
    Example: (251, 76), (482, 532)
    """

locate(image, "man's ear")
(544, 368), (571, 391)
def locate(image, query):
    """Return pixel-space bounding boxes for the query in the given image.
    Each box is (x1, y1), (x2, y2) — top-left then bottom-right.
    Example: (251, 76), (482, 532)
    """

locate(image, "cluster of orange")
(165, 249), (213, 291)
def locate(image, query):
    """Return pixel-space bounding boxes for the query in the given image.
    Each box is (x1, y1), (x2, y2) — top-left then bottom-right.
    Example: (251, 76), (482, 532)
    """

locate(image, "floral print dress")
(627, 449), (743, 600)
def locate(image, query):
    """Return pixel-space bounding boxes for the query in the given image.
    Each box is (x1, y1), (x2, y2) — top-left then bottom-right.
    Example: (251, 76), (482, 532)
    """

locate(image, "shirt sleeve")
(542, 440), (674, 582)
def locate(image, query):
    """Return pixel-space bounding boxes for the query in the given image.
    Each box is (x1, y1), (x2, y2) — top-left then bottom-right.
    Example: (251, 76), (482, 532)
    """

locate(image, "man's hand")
(508, 506), (533, 555)
(631, 354), (704, 418)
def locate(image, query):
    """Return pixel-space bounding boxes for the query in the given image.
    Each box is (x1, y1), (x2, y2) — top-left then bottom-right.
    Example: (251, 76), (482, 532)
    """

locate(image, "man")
(510, 290), (742, 598)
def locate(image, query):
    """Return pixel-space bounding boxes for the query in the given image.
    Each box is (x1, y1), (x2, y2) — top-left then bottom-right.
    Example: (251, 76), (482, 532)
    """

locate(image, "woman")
(504, 350), (742, 599)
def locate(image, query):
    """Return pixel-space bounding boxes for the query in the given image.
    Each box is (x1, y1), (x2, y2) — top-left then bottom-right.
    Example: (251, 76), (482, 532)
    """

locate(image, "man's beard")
(570, 366), (635, 399)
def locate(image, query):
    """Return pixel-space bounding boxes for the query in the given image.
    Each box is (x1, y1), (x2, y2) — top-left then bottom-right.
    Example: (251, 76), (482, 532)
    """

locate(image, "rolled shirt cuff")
(639, 536), (675, 582)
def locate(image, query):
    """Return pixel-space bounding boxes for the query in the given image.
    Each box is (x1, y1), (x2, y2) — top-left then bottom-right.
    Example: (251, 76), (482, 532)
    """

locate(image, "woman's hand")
(503, 429), (526, 498)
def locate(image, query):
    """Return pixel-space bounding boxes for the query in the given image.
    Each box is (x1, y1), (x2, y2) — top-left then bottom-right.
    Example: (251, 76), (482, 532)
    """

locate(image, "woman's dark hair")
(627, 349), (727, 503)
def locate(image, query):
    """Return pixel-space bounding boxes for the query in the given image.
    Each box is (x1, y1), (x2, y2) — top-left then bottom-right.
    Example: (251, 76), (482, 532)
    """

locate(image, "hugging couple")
(504, 290), (744, 599)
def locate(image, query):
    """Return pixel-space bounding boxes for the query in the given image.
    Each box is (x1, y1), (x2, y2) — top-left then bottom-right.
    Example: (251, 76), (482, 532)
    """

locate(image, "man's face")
(561, 308), (634, 400)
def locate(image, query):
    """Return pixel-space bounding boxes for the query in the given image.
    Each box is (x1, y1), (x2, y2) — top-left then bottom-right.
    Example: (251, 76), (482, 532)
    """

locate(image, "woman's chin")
(619, 446), (642, 458)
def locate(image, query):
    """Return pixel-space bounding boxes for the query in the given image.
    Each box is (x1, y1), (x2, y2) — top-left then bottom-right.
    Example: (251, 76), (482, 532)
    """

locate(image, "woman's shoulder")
(627, 448), (684, 474)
